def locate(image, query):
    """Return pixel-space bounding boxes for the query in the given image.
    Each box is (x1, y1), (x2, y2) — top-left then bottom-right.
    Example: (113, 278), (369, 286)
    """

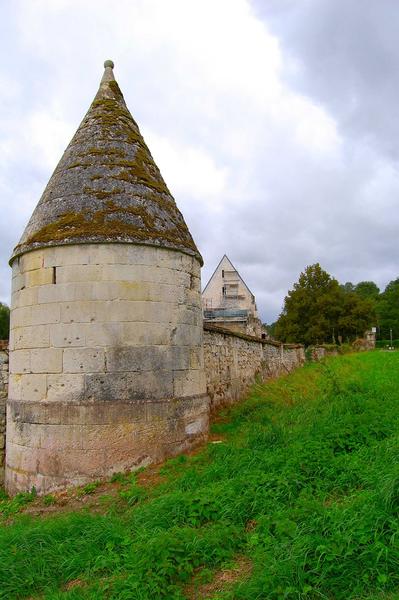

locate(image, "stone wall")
(0, 342), (8, 485)
(1, 318), (307, 490)
(203, 324), (305, 411)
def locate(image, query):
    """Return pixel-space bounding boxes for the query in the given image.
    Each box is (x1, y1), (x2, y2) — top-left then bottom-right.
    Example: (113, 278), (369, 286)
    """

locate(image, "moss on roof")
(11, 64), (202, 264)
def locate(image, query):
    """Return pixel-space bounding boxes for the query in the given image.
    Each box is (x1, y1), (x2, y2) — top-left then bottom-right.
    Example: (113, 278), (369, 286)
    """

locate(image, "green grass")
(1, 352), (399, 599)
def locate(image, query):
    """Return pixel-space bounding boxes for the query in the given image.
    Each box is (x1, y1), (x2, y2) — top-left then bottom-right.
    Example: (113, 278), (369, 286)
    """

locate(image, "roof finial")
(104, 59), (114, 69)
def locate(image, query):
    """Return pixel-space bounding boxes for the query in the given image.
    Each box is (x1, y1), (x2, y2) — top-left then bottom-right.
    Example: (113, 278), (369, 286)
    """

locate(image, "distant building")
(202, 255), (264, 337)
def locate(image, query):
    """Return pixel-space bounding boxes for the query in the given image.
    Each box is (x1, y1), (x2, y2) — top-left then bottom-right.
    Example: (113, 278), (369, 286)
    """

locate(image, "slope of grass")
(1, 352), (399, 599)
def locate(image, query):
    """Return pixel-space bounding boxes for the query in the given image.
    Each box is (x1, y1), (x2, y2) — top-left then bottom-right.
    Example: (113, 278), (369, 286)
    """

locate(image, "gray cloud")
(0, 0), (398, 325)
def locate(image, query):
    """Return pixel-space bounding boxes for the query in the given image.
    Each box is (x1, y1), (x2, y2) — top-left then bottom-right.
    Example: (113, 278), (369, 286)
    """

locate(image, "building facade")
(202, 255), (263, 336)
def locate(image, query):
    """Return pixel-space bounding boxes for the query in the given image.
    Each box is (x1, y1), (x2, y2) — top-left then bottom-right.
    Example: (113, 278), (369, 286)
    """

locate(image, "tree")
(274, 264), (375, 345)
(354, 281), (380, 301)
(377, 279), (399, 339)
(263, 322), (277, 338)
(341, 282), (355, 293)
(337, 291), (375, 340)
(0, 303), (10, 340)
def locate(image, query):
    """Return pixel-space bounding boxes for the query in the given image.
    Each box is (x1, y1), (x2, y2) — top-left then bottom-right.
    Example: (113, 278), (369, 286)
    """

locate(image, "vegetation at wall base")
(1, 352), (399, 599)
(0, 303), (9, 340)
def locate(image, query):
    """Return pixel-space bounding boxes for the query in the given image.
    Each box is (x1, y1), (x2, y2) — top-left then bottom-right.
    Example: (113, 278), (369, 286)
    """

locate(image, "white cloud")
(145, 132), (229, 211)
(0, 0), (397, 322)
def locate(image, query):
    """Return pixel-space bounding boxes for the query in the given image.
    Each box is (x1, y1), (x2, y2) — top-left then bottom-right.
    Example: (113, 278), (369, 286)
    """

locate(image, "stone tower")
(6, 61), (209, 495)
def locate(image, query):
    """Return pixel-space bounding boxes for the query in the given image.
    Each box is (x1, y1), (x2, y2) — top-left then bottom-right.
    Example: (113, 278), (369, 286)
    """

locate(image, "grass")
(1, 351), (399, 599)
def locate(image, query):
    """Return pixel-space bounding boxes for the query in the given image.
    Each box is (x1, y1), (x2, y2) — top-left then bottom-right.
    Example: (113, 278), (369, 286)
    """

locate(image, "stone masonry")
(203, 324), (305, 411)
(1, 325), (306, 487)
(0, 343), (8, 485)
(7, 244), (208, 494)
(3, 61), (305, 494)
(6, 61), (208, 495)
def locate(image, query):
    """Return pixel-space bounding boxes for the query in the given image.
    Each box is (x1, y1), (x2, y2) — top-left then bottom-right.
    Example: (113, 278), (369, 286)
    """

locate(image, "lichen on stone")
(11, 65), (203, 265)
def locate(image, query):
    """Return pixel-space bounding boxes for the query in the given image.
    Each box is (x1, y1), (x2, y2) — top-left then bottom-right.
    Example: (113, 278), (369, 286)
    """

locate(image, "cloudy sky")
(1, 0), (398, 323)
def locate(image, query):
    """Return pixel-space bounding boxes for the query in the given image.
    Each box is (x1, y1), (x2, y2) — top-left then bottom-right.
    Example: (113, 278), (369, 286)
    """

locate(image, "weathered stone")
(11, 63), (202, 266)
(31, 348), (63, 374)
(84, 371), (174, 401)
(63, 348), (105, 373)
(203, 326), (304, 411)
(105, 346), (172, 372)
(5, 62), (208, 495)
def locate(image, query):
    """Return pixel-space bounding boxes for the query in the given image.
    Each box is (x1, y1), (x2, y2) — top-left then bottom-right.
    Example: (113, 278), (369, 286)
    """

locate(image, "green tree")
(274, 264), (375, 345)
(337, 291), (375, 340)
(0, 303), (10, 340)
(377, 278), (399, 339)
(354, 281), (380, 301)
(341, 282), (355, 293)
(263, 322), (277, 338)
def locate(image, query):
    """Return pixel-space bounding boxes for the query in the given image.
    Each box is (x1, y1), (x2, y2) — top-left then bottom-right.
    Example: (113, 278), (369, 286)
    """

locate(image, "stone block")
(13, 325), (50, 349)
(103, 263), (181, 285)
(38, 282), (95, 304)
(10, 306), (32, 329)
(50, 323), (86, 347)
(63, 347), (105, 373)
(184, 288), (202, 309)
(171, 346), (190, 370)
(171, 324), (199, 346)
(88, 244), (157, 266)
(37, 424), (83, 450)
(178, 306), (200, 326)
(9, 349), (31, 374)
(173, 369), (206, 397)
(8, 374), (22, 400)
(60, 301), (107, 324)
(56, 264), (103, 283)
(6, 419), (36, 448)
(43, 245), (90, 268)
(11, 274), (24, 294)
(25, 267), (54, 287)
(106, 301), (177, 324)
(11, 261), (20, 277)
(85, 322), (123, 346)
(189, 347), (204, 369)
(185, 414), (208, 436)
(83, 423), (136, 450)
(85, 371), (173, 401)
(97, 280), (151, 302)
(31, 348), (63, 373)
(122, 322), (171, 346)
(47, 374), (85, 402)
(6, 442), (39, 473)
(19, 251), (44, 273)
(31, 303), (60, 325)
(21, 374), (47, 401)
(106, 346), (172, 372)
(12, 287), (38, 309)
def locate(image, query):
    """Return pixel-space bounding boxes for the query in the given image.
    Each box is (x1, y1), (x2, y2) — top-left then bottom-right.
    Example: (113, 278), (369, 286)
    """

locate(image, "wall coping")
(203, 324), (303, 349)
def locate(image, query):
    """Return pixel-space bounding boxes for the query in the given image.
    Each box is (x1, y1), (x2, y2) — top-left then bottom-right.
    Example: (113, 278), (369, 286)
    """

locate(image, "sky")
(1, 0), (398, 323)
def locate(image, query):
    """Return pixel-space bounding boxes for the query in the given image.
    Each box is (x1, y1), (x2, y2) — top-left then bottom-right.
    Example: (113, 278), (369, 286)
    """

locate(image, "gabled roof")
(202, 254), (255, 297)
(11, 60), (202, 264)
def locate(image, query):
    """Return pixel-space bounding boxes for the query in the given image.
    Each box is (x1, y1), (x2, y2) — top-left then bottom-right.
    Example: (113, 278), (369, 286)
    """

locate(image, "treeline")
(268, 263), (399, 346)
(0, 303), (9, 340)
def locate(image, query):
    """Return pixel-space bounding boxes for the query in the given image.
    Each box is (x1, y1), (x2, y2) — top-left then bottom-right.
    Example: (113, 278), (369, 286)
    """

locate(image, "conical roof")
(11, 60), (202, 264)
